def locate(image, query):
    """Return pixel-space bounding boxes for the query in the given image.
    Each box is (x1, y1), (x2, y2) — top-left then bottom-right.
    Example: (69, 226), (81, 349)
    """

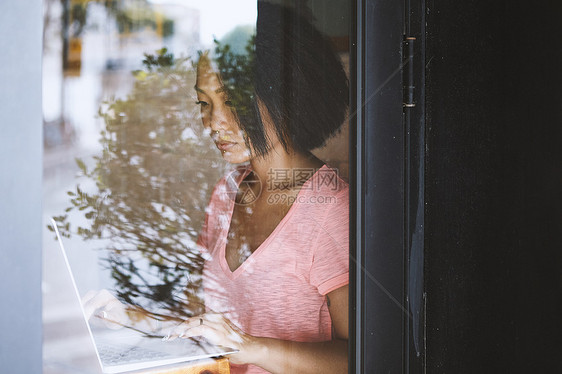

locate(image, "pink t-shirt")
(198, 165), (349, 374)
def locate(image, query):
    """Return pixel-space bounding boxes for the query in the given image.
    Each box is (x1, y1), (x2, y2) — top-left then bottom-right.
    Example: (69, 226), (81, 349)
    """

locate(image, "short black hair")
(232, 1), (349, 157)
(210, 2), (349, 157)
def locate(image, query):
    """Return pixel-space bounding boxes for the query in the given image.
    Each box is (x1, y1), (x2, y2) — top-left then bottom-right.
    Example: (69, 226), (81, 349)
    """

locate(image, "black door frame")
(351, 0), (425, 372)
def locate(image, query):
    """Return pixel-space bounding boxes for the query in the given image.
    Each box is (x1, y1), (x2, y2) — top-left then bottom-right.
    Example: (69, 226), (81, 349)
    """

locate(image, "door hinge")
(404, 36), (416, 108)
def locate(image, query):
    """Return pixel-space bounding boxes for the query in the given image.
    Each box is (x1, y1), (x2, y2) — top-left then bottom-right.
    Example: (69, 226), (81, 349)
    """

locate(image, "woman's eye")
(224, 100), (234, 107)
(195, 100), (209, 107)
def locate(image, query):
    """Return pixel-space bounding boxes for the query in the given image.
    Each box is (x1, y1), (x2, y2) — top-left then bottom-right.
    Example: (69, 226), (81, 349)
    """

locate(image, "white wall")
(0, 0), (43, 371)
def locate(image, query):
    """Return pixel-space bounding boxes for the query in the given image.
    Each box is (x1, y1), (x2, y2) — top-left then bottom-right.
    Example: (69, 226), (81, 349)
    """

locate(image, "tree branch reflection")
(51, 46), (252, 321)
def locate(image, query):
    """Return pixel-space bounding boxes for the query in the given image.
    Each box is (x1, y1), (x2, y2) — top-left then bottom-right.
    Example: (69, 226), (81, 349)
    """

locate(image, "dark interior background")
(424, 0), (562, 372)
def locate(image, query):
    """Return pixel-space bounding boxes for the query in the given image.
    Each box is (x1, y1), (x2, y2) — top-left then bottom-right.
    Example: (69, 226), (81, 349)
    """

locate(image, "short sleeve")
(195, 179), (221, 254)
(309, 188), (349, 295)
(196, 213), (209, 253)
(196, 186), (216, 254)
(195, 165), (251, 256)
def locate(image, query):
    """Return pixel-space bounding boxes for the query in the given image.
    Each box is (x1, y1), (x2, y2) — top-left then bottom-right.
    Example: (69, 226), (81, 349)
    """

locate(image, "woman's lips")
(216, 141), (236, 151)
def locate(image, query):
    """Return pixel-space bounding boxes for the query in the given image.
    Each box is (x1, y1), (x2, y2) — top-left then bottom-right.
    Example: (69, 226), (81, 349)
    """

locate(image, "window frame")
(350, 0), (425, 372)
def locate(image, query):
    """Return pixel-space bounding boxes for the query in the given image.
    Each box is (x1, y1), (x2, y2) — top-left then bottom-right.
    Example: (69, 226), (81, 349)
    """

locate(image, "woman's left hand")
(162, 312), (259, 365)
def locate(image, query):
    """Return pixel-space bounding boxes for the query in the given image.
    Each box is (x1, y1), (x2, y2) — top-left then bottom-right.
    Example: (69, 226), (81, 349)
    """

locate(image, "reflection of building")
(43, 0), (202, 150)
(152, 2), (201, 56)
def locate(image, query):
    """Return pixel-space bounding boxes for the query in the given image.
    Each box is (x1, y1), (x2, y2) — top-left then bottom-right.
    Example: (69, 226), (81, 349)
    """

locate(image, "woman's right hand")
(81, 289), (129, 330)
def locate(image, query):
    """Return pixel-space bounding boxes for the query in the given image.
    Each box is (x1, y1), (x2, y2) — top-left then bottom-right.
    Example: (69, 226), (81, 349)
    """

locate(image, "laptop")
(50, 218), (237, 373)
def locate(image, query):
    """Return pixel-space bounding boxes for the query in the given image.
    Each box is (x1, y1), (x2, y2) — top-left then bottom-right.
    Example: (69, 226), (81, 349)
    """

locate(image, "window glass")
(43, 1), (350, 372)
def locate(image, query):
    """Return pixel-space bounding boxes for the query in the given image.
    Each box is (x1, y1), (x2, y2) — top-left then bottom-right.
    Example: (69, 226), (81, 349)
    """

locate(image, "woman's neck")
(249, 147), (324, 189)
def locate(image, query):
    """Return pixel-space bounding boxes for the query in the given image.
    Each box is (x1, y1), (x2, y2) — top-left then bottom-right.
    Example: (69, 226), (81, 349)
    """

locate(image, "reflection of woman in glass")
(165, 3), (350, 373)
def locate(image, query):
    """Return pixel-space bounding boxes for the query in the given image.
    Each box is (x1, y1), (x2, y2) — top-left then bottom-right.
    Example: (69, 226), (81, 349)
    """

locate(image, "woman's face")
(195, 57), (252, 164)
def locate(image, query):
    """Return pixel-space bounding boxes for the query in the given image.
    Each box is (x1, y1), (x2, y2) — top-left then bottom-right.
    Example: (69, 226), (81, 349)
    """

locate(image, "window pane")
(43, 1), (351, 373)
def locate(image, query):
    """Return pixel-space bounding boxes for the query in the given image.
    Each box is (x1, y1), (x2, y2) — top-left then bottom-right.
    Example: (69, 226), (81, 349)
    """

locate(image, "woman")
(88, 3), (349, 373)
(164, 3), (350, 372)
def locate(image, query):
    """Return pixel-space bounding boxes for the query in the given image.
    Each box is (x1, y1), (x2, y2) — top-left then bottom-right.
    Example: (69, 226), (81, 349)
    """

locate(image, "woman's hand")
(163, 312), (259, 365)
(82, 289), (129, 330)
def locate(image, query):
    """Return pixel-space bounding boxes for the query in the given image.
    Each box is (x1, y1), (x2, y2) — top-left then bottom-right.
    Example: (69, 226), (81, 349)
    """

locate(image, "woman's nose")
(209, 105), (231, 132)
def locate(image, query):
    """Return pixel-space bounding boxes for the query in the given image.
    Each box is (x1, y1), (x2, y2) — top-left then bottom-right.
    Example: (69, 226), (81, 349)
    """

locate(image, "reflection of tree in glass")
(213, 35), (256, 130)
(51, 35), (258, 325)
(212, 35), (263, 156)
(51, 48), (227, 322)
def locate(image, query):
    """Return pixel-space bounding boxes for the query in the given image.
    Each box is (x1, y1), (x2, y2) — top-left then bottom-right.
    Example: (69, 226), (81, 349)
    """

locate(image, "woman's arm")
(165, 285), (349, 374)
(247, 284), (349, 373)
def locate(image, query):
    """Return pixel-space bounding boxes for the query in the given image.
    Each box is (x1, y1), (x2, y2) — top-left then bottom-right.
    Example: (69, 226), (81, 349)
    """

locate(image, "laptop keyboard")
(98, 343), (172, 365)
